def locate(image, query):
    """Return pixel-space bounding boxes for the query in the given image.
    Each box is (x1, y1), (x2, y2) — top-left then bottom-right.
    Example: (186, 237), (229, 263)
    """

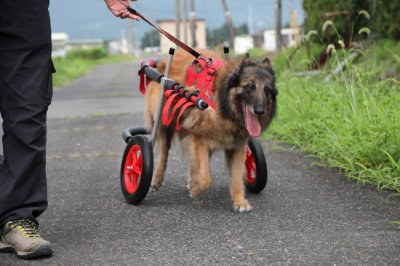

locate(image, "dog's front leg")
(187, 136), (212, 198)
(151, 127), (172, 192)
(226, 146), (252, 212)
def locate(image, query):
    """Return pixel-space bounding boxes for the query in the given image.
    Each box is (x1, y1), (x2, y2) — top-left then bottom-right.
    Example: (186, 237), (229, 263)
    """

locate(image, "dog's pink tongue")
(246, 106), (261, 137)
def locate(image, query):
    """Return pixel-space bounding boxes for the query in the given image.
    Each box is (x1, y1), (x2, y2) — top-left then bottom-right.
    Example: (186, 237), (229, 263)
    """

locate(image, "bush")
(268, 38), (400, 195)
(52, 47), (130, 87)
(303, 0), (400, 41)
(66, 47), (108, 60)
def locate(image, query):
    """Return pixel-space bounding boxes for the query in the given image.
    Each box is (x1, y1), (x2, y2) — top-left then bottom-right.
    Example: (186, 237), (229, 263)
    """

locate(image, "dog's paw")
(189, 186), (207, 198)
(233, 200), (252, 213)
(189, 181), (211, 198)
(189, 187), (199, 198)
(150, 183), (161, 192)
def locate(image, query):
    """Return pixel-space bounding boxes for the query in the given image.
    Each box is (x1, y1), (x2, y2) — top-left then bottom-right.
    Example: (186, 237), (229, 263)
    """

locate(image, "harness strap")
(162, 90), (198, 131)
(162, 92), (180, 126)
(176, 101), (195, 131)
(138, 60), (156, 94)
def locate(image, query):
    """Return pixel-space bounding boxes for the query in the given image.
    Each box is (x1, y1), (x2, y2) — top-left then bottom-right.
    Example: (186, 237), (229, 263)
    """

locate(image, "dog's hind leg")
(151, 126), (173, 192)
(225, 146), (252, 213)
(187, 137), (212, 198)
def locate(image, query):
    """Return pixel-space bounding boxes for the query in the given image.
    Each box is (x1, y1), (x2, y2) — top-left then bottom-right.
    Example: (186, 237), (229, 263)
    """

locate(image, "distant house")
(52, 32), (136, 58)
(106, 39), (130, 55)
(263, 28), (300, 51)
(234, 35), (254, 54)
(68, 39), (104, 50)
(51, 33), (109, 58)
(157, 19), (206, 54)
(51, 32), (69, 58)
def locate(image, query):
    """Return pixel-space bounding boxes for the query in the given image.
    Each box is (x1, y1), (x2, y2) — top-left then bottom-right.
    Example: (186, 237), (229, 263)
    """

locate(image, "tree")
(140, 29), (160, 49)
(206, 23), (249, 48)
(303, 0), (400, 41)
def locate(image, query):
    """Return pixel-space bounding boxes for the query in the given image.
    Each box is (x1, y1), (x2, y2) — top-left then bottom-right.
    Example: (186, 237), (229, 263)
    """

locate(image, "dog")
(144, 49), (277, 212)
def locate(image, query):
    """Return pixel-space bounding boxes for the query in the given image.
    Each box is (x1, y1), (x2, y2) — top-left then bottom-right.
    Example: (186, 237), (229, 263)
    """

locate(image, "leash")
(126, 6), (202, 59)
(124, 3), (228, 130)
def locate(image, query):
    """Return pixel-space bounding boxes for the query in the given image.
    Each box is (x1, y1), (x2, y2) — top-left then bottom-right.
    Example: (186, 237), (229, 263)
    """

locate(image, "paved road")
(1, 61), (399, 265)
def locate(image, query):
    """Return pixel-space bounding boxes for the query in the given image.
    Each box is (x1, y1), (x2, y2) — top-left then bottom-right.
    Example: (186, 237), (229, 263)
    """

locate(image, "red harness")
(139, 57), (225, 131)
(185, 57), (224, 110)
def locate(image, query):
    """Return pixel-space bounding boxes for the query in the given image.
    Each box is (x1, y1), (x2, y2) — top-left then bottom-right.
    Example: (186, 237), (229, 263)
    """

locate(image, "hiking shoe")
(0, 219), (52, 259)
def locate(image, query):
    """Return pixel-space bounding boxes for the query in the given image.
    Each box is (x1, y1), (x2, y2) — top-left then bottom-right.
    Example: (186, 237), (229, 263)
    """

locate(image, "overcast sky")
(49, 0), (304, 41)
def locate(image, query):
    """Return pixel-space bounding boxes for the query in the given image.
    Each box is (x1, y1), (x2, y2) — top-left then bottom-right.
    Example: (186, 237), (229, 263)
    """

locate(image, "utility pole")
(182, 0), (188, 44)
(175, 0), (181, 40)
(221, 0), (235, 50)
(127, 0), (136, 54)
(128, 20), (135, 54)
(248, 5), (254, 35)
(189, 0), (197, 47)
(275, 0), (282, 52)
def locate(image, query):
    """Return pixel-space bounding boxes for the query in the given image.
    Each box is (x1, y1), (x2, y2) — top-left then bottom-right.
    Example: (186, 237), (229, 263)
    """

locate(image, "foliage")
(206, 23), (248, 48)
(247, 47), (269, 59)
(66, 47), (108, 60)
(303, 0), (400, 41)
(371, 1), (400, 40)
(365, 39), (400, 73)
(140, 29), (160, 49)
(266, 38), (400, 195)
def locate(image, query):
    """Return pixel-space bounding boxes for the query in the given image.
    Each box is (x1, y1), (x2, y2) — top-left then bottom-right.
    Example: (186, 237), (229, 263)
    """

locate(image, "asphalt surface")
(1, 61), (399, 265)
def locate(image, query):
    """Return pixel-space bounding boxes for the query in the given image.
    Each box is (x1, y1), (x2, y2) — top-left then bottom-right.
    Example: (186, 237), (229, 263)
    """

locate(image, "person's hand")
(104, 0), (140, 20)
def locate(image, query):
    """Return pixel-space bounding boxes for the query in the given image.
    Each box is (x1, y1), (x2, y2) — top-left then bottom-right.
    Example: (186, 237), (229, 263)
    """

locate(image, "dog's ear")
(226, 71), (240, 88)
(226, 53), (251, 88)
(240, 53), (252, 70)
(259, 57), (275, 76)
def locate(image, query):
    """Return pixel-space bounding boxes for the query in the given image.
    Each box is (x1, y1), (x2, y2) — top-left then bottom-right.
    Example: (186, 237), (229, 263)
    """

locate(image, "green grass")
(265, 39), (400, 195)
(52, 47), (133, 87)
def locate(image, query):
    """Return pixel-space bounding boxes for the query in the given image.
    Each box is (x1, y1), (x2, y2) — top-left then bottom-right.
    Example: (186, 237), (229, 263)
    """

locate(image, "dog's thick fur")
(144, 49), (277, 212)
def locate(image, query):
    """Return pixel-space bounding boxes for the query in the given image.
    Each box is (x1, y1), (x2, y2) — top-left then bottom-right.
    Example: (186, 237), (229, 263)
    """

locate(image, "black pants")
(0, 0), (53, 229)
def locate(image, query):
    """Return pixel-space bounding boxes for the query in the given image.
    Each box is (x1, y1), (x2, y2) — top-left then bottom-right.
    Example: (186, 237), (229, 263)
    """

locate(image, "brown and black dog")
(144, 49), (277, 212)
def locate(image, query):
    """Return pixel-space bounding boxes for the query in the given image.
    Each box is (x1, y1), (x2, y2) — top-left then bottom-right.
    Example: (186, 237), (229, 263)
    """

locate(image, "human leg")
(0, 0), (53, 259)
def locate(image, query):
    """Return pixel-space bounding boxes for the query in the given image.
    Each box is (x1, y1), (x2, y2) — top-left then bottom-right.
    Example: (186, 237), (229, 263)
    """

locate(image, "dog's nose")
(254, 105), (265, 115)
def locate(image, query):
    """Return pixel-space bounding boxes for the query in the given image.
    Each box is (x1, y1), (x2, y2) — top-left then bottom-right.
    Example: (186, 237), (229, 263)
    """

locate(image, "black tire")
(244, 138), (268, 193)
(120, 135), (153, 204)
(122, 126), (149, 144)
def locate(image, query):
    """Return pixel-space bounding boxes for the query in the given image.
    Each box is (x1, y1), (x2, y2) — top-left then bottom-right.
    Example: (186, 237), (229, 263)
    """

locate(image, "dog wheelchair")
(120, 47), (268, 205)
(119, 7), (268, 205)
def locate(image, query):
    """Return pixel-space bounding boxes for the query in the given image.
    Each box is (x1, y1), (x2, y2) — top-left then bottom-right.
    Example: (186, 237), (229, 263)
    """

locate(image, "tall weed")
(267, 27), (400, 194)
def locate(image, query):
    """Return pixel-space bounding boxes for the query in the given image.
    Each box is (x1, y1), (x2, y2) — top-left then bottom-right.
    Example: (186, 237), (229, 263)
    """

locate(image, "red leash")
(127, 6), (201, 59)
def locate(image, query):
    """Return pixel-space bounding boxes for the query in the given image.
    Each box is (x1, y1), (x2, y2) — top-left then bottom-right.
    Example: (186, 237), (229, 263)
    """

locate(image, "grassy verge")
(52, 47), (133, 87)
(265, 39), (400, 196)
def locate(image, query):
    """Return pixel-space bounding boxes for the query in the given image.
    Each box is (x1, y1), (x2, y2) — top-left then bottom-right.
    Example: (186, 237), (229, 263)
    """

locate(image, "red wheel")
(244, 138), (267, 193)
(120, 135), (153, 204)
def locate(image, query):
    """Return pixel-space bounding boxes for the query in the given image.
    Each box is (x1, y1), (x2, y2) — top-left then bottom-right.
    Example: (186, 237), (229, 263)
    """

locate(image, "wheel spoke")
(130, 152), (137, 164)
(245, 147), (256, 183)
(123, 145), (143, 194)
(132, 151), (142, 176)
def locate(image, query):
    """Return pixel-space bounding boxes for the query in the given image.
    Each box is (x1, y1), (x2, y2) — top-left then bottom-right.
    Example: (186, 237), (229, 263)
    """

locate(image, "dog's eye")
(247, 83), (256, 91)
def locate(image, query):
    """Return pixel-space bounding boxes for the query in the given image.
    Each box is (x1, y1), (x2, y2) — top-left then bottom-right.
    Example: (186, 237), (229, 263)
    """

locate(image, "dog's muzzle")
(254, 105), (266, 116)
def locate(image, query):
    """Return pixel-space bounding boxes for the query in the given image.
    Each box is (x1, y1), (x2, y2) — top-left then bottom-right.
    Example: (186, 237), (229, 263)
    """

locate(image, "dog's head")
(219, 54), (277, 137)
